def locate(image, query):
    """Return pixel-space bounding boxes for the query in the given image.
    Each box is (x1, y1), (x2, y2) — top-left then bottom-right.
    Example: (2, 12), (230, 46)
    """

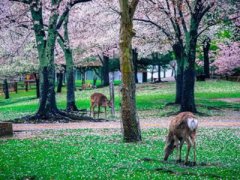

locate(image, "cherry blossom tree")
(5, 0), (91, 121)
(213, 42), (240, 76)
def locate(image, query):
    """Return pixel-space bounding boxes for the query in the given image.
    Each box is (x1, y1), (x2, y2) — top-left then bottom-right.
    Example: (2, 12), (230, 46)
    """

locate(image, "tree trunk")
(101, 55), (109, 86)
(142, 72), (147, 82)
(57, 72), (63, 93)
(119, 0), (141, 142)
(109, 72), (115, 116)
(14, 82), (18, 94)
(34, 73), (40, 98)
(158, 65), (162, 82)
(3, 79), (9, 99)
(180, 26), (198, 113)
(29, 2), (64, 120)
(151, 66), (154, 82)
(132, 48), (138, 83)
(25, 81), (29, 92)
(81, 67), (86, 86)
(36, 65), (59, 118)
(173, 43), (184, 104)
(203, 37), (211, 78)
(58, 14), (78, 111)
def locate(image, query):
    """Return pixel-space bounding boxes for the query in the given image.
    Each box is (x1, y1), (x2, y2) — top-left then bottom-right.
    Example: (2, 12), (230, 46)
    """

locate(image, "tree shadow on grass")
(0, 97), (37, 106)
(136, 157), (223, 179)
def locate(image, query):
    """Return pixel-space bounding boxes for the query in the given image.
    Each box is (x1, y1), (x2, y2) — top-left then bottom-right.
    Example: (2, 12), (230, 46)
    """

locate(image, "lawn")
(0, 80), (240, 121)
(0, 80), (240, 179)
(0, 128), (239, 179)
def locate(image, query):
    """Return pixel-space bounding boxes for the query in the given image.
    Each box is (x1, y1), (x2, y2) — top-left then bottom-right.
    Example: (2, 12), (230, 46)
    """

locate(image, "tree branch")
(56, 0), (91, 30)
(177, 0), (188, 34)
(133, 18), (173, 40)
(129, 0), (139, 18)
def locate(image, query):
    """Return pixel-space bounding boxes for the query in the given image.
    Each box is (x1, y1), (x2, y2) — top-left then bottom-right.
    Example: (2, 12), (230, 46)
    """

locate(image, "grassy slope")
(0, 80), (240, 120)
(0, 128), (239, 179)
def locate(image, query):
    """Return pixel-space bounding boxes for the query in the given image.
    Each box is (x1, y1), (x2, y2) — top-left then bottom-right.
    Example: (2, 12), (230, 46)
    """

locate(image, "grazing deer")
(82, 83), (92, 90)
(90, 93), (112, 118)
(164, 112), (198, 165)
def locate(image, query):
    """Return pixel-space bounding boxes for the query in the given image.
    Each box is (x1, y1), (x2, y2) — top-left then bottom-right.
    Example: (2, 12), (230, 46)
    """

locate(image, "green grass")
(0, 80), (240, 120)
(0, 128), (239, 179)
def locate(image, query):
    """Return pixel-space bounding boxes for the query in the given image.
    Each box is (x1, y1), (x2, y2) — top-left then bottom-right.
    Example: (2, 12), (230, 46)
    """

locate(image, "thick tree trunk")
(34, 73), (40, 98)
(66, 65), (78, 111)
(36, 66), (59, 118)
(132, 48), (138, 83)
(173, 43), (184, 104)
(181, 67), (197, 112)
(119, 0), (141, 142)
(57, 72), (63, 93)
(3, 79), (9, 99)
(101, 55), (109, 86)
(58, 14), (78, 111)
(203, 37), (211, 78)
(180, 25), (198, 113)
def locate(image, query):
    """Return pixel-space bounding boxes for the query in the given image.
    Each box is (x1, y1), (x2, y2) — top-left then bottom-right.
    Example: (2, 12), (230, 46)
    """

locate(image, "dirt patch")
(214, 98), (240, 103)
(1, 110), (239, 139)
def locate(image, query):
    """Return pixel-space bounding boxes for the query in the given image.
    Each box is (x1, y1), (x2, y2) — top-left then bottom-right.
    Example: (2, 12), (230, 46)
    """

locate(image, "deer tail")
(164, 132), (175, 161)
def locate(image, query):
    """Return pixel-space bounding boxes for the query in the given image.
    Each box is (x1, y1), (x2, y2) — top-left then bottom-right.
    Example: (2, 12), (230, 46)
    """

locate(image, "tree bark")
(80, 67), (86, 86)
(57, 72), (63, 93)
(58, 14), (78, 111)
(172, 43), (184, 104)
(30, 3), (61, 119)
(25, 80), (29, 92)
(142, 72), (147, 82)
(109, 72), (115, 116)
(132, 48), (138, 83)
(3, 79), (9, 99)
(158, 65), (162, 82)
(180, 22), (198, 113)
(14, 82), (18, 94)
(34, 73), (40, 98)
(151, 65), (154, 82)
(203, 37), (211, 78)
(101, 55), (109, 86)
(119, 0), (141, 142)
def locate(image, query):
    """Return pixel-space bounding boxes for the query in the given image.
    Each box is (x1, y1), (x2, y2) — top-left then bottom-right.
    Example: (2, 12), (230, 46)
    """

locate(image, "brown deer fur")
(164, 112), (198, 165)
(90, 93), (112, 118)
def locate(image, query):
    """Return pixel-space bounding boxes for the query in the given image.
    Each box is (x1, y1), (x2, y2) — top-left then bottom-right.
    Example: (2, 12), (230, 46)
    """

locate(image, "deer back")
(91, 93), (108, 107)
(169, 112), (198, 139)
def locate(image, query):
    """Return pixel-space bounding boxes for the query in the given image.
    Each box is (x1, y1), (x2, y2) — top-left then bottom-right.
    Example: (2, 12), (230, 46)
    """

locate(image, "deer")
(82, 83), (92, 90)
(90, 93), (112, 118)
(164, 112), (198, 166)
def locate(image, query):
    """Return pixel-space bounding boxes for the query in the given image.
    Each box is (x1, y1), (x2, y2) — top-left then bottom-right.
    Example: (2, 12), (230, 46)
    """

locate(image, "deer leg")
(104, 106), (106, 118)
(98, 106), (100, 119)
(177, 140), (184, 163)
(93, 106), (95, 118)
(193, 140), (196, 166)
(185, 138), (192, 165)
(90, 105), (92, 116)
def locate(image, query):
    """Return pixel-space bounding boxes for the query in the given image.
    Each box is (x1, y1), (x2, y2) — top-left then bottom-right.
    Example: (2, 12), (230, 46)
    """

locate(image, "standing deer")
(164, 112), (198, 165)
(90, 93), (112, 118)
